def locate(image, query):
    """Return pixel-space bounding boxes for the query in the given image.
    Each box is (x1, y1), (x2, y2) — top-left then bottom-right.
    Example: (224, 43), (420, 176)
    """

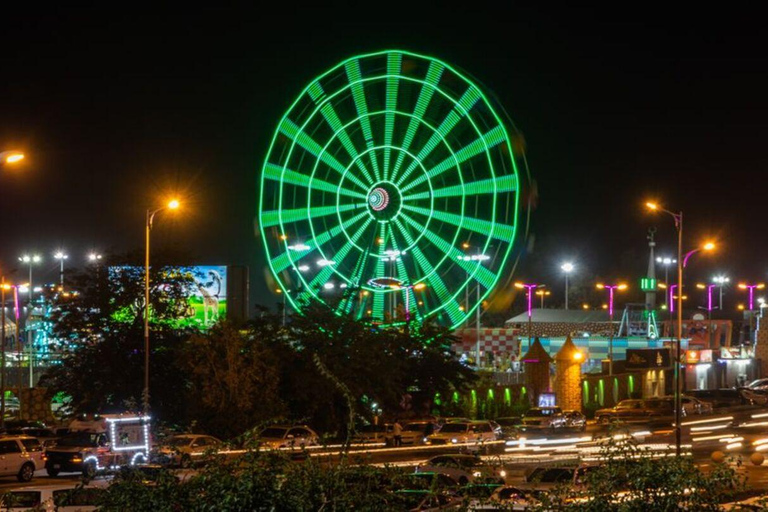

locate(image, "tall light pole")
(647, 201), (716, 457)
(656, 257), (677, 309)
(536, 288), (551, 308)
(596, 283), (627, 375)
(738, 282), (765, 311)
(713, 275), (730, 311)
(697, 283), (717, 346)
(459, 249), (490, 368)
(515, 283), (539, 348)
(144, 199), (180, 415)
(54, 251), (68, 289)
(561, 262), (574, 310)
(0, 279), (8, 427)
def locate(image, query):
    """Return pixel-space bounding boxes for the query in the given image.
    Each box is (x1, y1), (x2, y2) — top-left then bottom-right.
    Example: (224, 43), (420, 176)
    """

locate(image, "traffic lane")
(0, 470), (85, 491)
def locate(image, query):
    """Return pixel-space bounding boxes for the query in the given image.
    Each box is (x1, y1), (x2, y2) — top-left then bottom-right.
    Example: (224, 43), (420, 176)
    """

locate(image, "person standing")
(393, 419), (403, 447)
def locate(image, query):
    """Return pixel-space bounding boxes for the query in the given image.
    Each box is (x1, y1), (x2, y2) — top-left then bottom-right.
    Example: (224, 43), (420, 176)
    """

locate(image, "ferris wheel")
(259, 50), (522, 328)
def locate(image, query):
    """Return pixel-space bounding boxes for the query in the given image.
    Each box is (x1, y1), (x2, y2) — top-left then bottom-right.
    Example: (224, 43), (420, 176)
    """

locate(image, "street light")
(515, 282), (539, 348)
(460, 247), (491, 368)
(697, 283), (718, 346)
(535, 289), (551, 308)
(738, 282), (766, 311)
(0, 151), (24, 166)
(656, 257), (677, 309)
(713, 275), (730, 311)
(596, 283), (628, 375)
(88, 253), (103, 262)
(54, 251), (68, 289)
(144, 198), (181, 414)
(561, 262), (574, 309)
(18, 255), (41, 305)
(646, 201), (717, 457)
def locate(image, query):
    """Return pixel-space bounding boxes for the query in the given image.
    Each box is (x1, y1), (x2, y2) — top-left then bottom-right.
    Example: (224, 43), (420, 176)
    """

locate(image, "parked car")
(0, 436), (42, 482)
(679, 395), (714, 415)
(257, 425), (319, 449)
(387, 421), (439, 446)
(152, 434), (223, 467)
(687, 388), (749, 408)
(352, 424), (391, 444)
(416, 454), (506, 485)
(426, 421), (497, 445)
(521, 407), (566, 430)
(523, 464), (595, 491)
(595, 398), (677, 424)
(562, 410), (587, 430)
(746, 378), (768, 390)
(0, 483), (106, 511)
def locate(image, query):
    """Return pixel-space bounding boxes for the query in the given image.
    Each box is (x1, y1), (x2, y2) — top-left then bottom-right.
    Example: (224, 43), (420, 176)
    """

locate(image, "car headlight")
(451, 438), (458, 444)
(500, 470), (507, 477)
(423, 437), (428, 443)
(473, 471), (482, 477)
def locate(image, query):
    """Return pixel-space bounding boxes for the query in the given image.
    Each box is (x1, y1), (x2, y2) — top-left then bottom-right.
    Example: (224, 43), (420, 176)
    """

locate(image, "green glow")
(628, 375), (635, 394)
(598, 379), (605, 406)
(259, 50), (521, 328)
(487, 388), (494, 399)
(582, 381), (589, 405)
(452, 391), (460, 404)
(504, 388), (511, 407)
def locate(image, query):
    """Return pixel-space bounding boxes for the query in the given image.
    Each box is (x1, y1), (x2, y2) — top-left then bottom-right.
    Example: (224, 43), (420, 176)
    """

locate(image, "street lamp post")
(144, 199), (180, 415)
(0, 278), (7, 427)
(596, 283), (627, 375)
(536, 288), (551, 309)
(459, 250), (490, 368)
(713, 276), (730, 311)
(647, 201), (716, 457)
(697, 283), (717, 346)
(738, 282), (765, 311)
(54, 251), (68, 290)
(656, 257), (677, 309)
(561, 262), (574, 310)
(515, 283), (539, 347)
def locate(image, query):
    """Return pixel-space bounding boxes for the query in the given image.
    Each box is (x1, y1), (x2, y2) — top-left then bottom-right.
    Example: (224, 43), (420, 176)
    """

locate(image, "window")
(21, 438), (42, 452)
(0, 440), (20, 454)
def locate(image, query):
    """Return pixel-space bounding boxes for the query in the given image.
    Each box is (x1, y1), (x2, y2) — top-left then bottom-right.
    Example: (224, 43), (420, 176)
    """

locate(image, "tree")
(39, 253), (198, 423)
(182, 322), (285, 438)
(274, 304), (475, 435)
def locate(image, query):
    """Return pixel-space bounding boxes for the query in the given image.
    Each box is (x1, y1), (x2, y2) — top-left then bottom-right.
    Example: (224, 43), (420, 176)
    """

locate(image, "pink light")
(706, 284), (715, 312)
(601, 285), (620, 317)
(742, 284), (761, 311)
(669, 284), (678, 313)
(518, 284), (538, 318)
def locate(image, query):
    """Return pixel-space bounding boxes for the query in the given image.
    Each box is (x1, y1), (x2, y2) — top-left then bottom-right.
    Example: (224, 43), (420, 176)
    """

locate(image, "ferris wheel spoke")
(270, 211), (369, 273)
(403, 174), (516, 201)
(390, 61), (445, 180)
(262, 203), (359, 228)
(296, 219), (372, 304)
(307, 82), (377, 187)
(382, 52), (402, 181)
(393, 218), (464, 325)
(278, 118), (370, 191)
(402, 204), (514, 242)
(398, 212), (497, 290)
(345, 60), (382, 182)
(394, 87), (482, 187)
(400, 125), (507, 193)
(264, 163), (367, 200)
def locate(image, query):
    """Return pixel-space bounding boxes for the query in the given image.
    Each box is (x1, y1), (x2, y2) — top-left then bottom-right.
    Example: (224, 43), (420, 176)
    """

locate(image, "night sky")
(1, 7), (765, 319)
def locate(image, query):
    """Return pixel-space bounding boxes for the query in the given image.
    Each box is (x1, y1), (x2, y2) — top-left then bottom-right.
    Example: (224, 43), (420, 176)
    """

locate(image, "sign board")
(625, 348), (671, 369)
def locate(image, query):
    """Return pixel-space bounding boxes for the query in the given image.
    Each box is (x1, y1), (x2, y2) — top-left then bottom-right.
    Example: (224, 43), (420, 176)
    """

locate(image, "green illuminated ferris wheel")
(259, 50), (521, 328)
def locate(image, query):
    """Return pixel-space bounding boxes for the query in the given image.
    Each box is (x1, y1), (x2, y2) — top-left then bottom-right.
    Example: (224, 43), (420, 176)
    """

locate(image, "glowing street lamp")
(596, 283), (627, 375)
(656, 256), (677, 309)
(144, 198), (181, 414)
(0, 151), (24, 166)
(561, 262), (574, 310)
(515, 282), (539, 346)
(535, 289), (551, 308)
(18, 255), (41, 304)
(682, 241), (716, 268)
(738, 282), (766, 311)
(87, 253), (103, 262)
(713, 275), (730, 311)
(54, 251), (68, 289)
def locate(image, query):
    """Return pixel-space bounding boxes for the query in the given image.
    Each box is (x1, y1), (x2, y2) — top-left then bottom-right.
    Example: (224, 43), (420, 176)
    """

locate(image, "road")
(3, 405), (768, 496)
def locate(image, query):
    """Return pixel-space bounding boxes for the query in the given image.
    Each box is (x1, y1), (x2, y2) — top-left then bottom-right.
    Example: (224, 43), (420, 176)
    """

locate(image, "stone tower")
(554, 335), (583, 411)
(521, 337), (553, 405)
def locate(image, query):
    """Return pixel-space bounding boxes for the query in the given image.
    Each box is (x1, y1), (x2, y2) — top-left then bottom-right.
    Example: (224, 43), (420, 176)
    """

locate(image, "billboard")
(110, 265), (227, 329)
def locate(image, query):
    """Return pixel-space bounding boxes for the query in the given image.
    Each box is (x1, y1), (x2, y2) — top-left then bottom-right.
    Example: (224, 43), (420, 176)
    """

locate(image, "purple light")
(517, 283), (538, 318)
(669, 284), (678, 313)
(740, 283), (764, 311)
(600, 285), (620, 317)
(706, 284), (715, 312)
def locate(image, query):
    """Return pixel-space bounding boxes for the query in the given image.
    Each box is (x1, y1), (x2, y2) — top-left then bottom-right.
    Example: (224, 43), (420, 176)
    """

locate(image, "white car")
(521, 407), (566, 430)
(416, 454), (506, 485)
(0, 483), (106, 511)
(0, 436), (43, 482)
(426, 422), (497, 445)
(258, 425), (319, 449)
(680, 396), (714, 415)
(153, 434), (223, 467)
